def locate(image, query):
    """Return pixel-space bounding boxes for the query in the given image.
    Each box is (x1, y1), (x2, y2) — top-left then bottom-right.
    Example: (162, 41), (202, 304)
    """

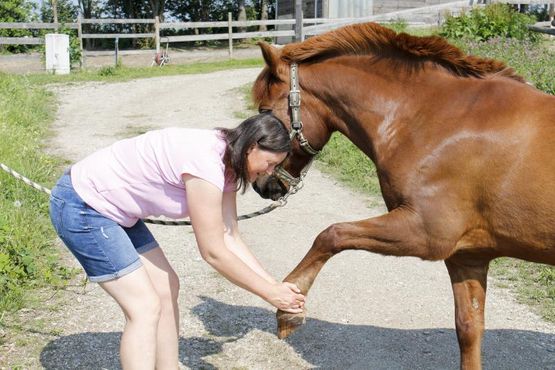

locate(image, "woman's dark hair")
(218, 112), (291, 193)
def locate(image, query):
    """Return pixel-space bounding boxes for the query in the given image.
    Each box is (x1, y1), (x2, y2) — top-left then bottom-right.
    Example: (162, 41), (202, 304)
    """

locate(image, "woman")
(49, 113), (305, 370)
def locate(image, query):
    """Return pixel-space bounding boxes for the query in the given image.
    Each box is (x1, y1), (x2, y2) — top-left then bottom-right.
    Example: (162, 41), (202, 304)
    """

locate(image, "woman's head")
(219, 113), (291, 193)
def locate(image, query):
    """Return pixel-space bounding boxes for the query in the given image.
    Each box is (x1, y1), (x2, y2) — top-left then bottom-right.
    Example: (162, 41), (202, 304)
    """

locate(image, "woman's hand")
(265, 282), (305, 314)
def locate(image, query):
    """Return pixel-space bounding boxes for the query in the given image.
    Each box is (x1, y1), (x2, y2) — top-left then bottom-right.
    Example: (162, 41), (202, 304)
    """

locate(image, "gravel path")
(15, 68), (555, 369)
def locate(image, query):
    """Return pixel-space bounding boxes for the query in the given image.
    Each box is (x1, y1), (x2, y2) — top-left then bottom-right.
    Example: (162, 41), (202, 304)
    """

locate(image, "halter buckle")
(289, 90), (301, 107)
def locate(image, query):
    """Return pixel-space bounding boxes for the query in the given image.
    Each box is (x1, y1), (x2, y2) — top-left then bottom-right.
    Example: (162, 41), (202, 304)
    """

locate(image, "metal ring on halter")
(274, 165), (303, 187)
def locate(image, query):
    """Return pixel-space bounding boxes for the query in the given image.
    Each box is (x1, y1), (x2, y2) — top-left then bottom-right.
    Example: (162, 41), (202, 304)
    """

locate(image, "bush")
(98, 65), (119, 76)
(383, 19), (408, 33)
(455, 37), (555, 95)
(440, 3), (541, 42)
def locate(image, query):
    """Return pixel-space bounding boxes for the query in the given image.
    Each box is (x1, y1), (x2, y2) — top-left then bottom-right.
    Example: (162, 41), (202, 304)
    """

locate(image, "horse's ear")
(257, 41), (287, 80)
(258, 41), (278, 66)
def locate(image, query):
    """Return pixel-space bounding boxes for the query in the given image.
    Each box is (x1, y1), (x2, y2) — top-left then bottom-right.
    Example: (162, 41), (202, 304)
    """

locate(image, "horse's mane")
(281, 22), (525, 82)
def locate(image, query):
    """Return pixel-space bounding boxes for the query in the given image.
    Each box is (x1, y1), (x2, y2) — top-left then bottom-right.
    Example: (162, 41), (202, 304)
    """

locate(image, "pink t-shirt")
(71, 128), (235, 227)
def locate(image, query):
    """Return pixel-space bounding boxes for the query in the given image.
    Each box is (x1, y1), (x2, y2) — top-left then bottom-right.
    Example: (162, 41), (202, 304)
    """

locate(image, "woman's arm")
(183, 174), (304, 313)
(221, 191), (276, 284)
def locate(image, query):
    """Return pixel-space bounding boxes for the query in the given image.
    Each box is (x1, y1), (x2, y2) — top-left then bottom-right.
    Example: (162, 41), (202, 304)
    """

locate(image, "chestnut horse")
(251, 22), (555, 369)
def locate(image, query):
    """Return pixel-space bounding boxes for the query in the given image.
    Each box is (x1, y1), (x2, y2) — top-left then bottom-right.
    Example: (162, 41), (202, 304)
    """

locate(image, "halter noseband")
(270, 63), (319, 191)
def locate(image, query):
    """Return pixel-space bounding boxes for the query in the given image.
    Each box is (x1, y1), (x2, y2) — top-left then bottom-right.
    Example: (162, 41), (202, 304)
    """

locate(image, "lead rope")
(0, 162), (297, 226)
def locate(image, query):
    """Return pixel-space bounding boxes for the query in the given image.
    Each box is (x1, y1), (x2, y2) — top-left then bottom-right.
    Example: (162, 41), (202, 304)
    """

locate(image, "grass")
(0, 71), (81, 367)
(492, 258), (555, 322)
(0, 72), (75, 314)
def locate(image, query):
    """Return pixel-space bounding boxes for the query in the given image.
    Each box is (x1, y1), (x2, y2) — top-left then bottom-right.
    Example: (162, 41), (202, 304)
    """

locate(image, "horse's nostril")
(253, 176), (288, 200)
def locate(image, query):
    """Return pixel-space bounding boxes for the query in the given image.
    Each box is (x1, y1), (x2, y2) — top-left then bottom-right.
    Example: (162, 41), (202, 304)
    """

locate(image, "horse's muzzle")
(253, 175), (288, 200)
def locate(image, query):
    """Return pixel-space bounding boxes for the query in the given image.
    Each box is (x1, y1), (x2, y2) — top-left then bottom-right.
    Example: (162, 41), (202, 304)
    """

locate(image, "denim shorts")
(49, 171), (159, 282)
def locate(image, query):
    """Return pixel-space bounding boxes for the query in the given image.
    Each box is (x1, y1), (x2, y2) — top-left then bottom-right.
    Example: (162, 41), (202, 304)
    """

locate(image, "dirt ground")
(2, 67), (554, 369)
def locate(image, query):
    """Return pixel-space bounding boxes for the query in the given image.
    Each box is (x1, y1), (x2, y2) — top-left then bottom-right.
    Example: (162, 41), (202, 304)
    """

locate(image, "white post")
(77, 14), (84, 68)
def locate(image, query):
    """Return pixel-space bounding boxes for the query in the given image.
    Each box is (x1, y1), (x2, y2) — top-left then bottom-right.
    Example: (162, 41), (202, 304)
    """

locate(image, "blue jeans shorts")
(49, 171), (159, 282)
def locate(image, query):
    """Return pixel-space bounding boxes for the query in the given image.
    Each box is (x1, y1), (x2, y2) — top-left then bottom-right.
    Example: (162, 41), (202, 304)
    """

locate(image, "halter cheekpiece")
(288, 63), (320, 156)
(271, 62), (319, 191)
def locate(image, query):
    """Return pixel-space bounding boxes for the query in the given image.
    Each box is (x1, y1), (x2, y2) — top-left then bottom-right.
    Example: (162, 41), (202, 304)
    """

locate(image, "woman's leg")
(140, 247), (180, 370)
(99, 267), (162, 370)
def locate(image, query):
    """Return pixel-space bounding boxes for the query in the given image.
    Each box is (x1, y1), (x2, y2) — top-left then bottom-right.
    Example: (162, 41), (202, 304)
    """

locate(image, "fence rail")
(0, 16), (315, 46)
(0, 22), (78, 29)
(529, 20), (555, 34)
(0, 14), (323, 67)
(80, 18), (155, 24)
(0, 36), (44, 45)
(81, 33), (155, 39)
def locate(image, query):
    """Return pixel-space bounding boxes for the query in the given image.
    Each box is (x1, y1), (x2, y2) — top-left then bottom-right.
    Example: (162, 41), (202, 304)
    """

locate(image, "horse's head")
(251, 42), (331, 201)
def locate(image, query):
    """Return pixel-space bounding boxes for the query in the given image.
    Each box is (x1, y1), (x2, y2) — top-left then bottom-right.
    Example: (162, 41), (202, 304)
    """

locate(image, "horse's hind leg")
(445, 256), (490, 370)
(277, 208), (429, 338)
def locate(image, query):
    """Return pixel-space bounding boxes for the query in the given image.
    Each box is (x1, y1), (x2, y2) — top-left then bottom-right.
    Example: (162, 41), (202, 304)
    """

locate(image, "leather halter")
(288, 63), (320, 156)
(272, 63), (319, 189)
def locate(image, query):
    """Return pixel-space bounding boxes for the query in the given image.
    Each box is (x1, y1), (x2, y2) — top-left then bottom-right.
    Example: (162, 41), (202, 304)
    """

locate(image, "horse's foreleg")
(445, 257), (489, 370)
(278, 208), (427, 338)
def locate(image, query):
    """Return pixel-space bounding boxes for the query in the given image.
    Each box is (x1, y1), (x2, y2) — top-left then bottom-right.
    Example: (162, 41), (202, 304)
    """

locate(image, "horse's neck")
(313, 59), (447, 164)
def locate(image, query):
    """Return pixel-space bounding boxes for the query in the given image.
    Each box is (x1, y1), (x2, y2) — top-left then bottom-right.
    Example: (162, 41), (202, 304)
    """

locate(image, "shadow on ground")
(40, 296), (555, 369)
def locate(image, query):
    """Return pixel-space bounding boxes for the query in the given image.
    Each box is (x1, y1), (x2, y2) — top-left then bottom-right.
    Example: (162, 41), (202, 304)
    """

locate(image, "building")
(275, 0), (468, 42)
(277, 0), (463, 19)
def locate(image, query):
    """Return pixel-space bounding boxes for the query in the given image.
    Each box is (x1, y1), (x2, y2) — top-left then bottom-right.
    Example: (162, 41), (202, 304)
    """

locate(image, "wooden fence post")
(77, 15), (84, 68)
(228, 12), (233, 59)
(155, 16), (160, 54)
(295, 0), (304, 42)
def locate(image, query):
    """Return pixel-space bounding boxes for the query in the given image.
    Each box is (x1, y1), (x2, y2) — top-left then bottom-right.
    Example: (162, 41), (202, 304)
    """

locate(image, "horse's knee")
(315, 223), (344, 255)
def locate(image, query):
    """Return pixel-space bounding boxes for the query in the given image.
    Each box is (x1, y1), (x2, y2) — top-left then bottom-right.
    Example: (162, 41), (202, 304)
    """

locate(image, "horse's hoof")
(276, 309), (306, 339)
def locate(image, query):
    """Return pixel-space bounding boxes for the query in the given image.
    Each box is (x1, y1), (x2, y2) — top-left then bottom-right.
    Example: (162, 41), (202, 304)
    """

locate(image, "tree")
(78, 0), (97, 19)
(0, 0), (36, 52)
(259, 0), (268, 31)
(238, 0), (246, 32)
(149, 0), (166, 21)
(166, 1), (235, 22)
(0, 0), (34, 22)
(40, 0), (78, 23)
